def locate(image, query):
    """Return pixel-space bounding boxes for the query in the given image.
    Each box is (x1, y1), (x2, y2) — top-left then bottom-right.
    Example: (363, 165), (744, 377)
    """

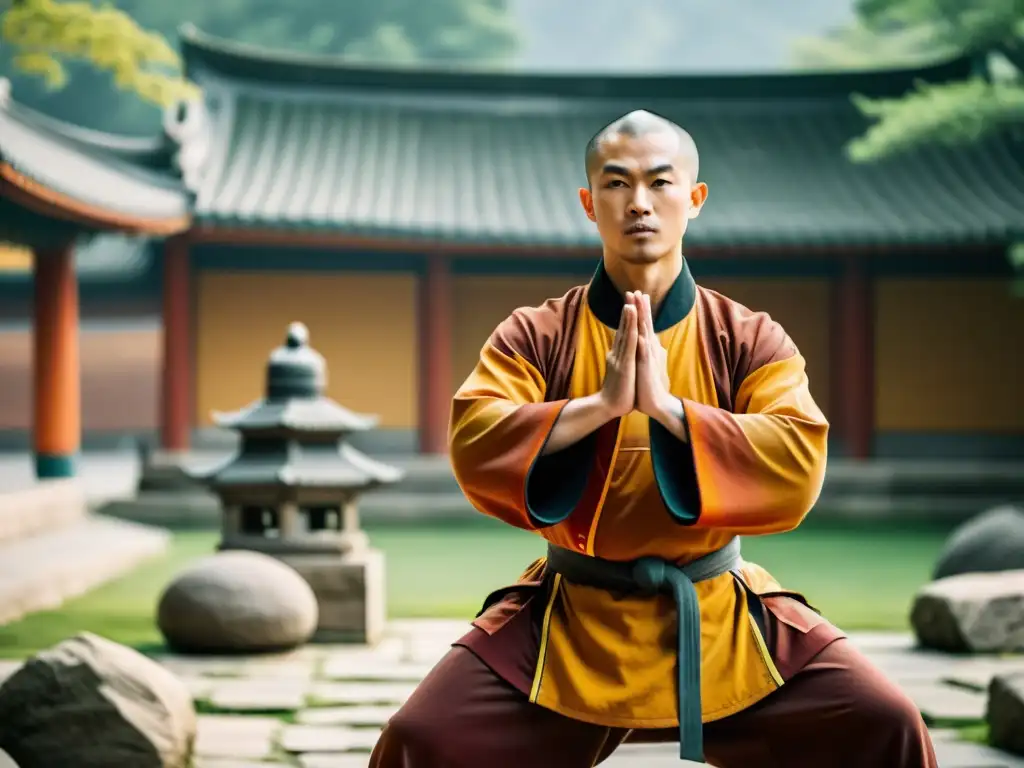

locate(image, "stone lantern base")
(277, 547), (386, 645)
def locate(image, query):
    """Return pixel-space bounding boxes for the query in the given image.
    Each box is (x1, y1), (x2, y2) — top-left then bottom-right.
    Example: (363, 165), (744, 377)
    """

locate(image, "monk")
(369, 110), (937, 767)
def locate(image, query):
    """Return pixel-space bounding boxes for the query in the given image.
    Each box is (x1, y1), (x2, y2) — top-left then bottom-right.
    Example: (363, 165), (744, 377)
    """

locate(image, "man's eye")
(652, 179), (670, 187)
(606, 180), (626, 188)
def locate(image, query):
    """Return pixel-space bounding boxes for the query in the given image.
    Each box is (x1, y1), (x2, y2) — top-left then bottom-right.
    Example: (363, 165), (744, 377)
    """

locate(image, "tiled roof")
(182, 26), (1024, 248)
(0, 85), (191, 239)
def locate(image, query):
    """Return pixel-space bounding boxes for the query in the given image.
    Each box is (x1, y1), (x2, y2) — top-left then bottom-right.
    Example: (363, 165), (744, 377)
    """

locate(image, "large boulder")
(910, 570), (1024, 653)
(987, 672), (1024, 756)
(157, 550), (318, 653)
(933, 505), (1024, 580)
(0, 633), (195, 768)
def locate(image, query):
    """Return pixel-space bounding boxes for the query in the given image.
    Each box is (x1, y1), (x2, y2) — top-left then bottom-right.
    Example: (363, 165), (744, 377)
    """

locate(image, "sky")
(513, 0), (857, 73)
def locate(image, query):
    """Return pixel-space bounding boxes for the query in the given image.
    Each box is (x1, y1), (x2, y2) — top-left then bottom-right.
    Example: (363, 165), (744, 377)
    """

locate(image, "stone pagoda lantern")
(192, 322), (404, 644)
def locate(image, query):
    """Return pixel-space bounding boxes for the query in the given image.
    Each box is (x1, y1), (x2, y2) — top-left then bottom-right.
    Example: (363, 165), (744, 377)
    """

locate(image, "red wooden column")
(160, 235), (192, 453)
(417, 253), (453, 454)
(32, 244), (80, 478)
(831, 254), (875, 459)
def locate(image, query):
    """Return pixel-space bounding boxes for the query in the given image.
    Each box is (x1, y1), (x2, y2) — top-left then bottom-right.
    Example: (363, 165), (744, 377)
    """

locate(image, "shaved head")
(577, 108), (709, 266)
(584, 110), (699, 185)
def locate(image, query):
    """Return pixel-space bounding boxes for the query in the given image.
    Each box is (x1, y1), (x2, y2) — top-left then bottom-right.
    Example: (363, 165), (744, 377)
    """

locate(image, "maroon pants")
(369, 638), (937, 768)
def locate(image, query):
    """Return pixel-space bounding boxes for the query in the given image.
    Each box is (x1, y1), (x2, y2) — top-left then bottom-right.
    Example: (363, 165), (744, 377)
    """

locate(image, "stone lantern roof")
(195, 322), (404, 495)
(212, 321), (380, 436)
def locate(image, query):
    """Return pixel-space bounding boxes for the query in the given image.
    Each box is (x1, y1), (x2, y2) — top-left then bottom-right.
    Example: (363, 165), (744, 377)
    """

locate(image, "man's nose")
(628, 186), (652, 216)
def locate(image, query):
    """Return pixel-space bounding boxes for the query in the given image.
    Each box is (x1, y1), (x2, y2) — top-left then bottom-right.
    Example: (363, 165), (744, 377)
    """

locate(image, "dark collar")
(586, 258), (697, 332)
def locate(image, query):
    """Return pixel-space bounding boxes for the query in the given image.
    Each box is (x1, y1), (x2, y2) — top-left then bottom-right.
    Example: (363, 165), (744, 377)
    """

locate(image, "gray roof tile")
(183, 28), (1024, 248)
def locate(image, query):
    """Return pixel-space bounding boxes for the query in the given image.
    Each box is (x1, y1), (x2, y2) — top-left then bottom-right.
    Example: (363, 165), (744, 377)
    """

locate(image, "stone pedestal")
(189, 324), (403, 647)
(278, 548), (386, 645)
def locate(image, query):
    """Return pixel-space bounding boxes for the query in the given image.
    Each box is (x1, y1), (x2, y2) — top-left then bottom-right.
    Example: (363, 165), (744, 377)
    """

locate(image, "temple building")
(0, 79), (194, 476)
(2, 25), (1024, 470)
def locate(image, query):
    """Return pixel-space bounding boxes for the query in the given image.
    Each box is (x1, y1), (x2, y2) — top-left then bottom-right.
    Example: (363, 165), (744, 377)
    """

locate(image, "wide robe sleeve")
(649, 310), (829, 535)
(448, 307), (596, 532)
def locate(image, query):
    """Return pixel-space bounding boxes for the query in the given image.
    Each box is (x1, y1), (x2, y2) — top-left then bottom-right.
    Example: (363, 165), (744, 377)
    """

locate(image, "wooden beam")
(32, 244), (79, 477)
(160, 235), (192, 452)
(417, 253), (453, 454)
(0, 164), (190, 236)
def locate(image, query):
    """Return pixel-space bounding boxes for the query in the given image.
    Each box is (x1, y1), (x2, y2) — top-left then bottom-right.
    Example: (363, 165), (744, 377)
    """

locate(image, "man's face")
(579, 131), (707, 265)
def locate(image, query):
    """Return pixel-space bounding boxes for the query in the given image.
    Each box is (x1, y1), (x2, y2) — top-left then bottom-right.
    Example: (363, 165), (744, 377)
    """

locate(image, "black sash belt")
(545, 537), (743, 763)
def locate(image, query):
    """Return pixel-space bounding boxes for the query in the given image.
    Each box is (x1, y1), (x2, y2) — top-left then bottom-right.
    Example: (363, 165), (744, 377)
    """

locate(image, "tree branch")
(847, 76), (1024, 161)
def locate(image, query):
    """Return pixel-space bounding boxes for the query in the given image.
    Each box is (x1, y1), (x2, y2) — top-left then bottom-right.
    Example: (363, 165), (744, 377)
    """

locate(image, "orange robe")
(448, 260), (840, 730)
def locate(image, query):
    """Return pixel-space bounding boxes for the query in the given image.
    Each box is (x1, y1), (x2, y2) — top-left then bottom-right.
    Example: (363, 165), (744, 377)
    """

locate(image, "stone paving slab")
(156, 653), (321, 680)
(901, 682), (988, 724)
(309, 681), (416, 707)
(321, 636), (406, 664)
(206, 679), (309, 712)
(296, 705), (397, 727)
(194, 714), (281, 760)
(298, 755), (375, 768)
(281, 724), (382, 752)
(933, 740), (1024, 767)
(321, 657), (434, 682)
(601, 744), (702, 767)
(846, 631), (916, 652)
(866, 649), (968, 683)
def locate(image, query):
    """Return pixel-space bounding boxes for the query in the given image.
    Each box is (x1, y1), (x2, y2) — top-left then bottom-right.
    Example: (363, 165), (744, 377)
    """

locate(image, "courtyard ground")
(2, 618), (1023, 767)
(0, 451), (1021, 765)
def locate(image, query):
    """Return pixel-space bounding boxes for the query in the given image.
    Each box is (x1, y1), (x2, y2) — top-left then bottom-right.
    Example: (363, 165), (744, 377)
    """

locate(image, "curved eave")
(6, 100), (175, 171)
(179, 23), (974, 100)
(0, 163), (191, 237)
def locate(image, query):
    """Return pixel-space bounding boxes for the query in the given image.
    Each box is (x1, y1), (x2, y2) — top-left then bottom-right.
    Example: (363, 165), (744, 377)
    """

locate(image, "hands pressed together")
(600, 291), (676, 424)
(537, 290), (688, 457)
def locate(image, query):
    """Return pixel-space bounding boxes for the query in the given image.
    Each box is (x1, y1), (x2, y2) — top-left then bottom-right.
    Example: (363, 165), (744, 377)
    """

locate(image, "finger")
(633, 292), (647, 336)
(625, 304), (639, 354)
(613, 303), (628, 356)
(637, 331), (647, 362)
(643, 294), (654, 338)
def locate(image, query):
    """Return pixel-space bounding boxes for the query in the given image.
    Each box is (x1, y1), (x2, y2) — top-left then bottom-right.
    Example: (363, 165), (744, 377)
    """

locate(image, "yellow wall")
(0, 245), (31, 273)
(195, 272), (418, 428)
(875, 278), (1024, 432)
(0, 325), (160, 431)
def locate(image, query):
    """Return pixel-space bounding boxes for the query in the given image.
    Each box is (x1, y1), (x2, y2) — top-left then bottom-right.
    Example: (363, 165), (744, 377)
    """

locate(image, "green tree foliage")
(1, 0), (196, 107)
(0, 0), (518, 133)
(794, 0), (1024, 162)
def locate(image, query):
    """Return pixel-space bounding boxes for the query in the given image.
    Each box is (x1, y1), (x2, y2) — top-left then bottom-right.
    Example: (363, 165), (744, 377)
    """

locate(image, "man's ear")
(688, 182), (708, 220)
(579, 187), (597, 222)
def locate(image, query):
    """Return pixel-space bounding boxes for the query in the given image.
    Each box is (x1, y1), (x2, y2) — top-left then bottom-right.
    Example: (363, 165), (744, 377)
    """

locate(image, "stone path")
(2, 622), (1024, 766)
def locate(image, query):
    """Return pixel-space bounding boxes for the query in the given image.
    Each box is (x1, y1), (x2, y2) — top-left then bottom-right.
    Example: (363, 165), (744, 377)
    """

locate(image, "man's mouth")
(625, 223), (657, 235)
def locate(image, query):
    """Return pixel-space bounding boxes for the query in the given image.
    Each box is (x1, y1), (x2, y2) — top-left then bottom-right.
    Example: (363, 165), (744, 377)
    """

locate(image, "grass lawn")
(0, 518), (948, 659)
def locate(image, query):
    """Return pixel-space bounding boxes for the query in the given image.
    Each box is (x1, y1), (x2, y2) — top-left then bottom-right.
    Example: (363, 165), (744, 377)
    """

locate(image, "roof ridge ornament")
(163, 94), (212, 195)
(266, 321), (324, 400)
